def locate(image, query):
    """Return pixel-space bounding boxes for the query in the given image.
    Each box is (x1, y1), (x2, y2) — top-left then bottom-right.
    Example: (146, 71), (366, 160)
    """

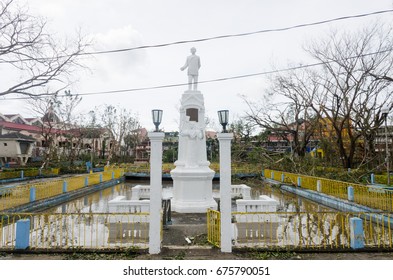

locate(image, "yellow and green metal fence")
(231, 211), (393, 249)
(1, 210), (392, 250)
(207, 209), (221, 247)
(206, 211), (393, 250)
(264, 169), (393, 212)
(0, 169), (124, 212)
(0, 212), (149, 250)
(0, 168), (59, 180)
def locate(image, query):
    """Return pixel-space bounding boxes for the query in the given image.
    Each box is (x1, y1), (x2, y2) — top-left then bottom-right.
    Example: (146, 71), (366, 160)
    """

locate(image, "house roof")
(0, 121), (42, 133)
(25, 117), (41, 122)
(0, 121), (66, 136)
(0, 132), (35, 141)
(205, 130), (217, 139)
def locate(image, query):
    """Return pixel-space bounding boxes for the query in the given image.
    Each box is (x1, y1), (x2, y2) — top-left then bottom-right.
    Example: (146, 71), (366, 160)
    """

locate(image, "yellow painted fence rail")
(264, 169), (393, 212)
(209, 211), (393, 250)
(0, 169), (124, 212)
(0, 212), (149, 250)
(207, 209), (221, 247)
(1, 211), (392, 250)
(0, 168), (59, 180)
(231, 212), (393, 249)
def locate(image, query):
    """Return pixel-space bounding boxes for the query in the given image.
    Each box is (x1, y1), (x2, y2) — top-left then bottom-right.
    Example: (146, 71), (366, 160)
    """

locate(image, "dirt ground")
(2, 247), (393, 260)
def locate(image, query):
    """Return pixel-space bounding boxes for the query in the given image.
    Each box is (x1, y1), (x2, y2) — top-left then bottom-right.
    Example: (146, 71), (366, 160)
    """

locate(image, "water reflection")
(45, 181), (332, 214)
(45, 181), (171, 213)
(250, 183), (332, 212)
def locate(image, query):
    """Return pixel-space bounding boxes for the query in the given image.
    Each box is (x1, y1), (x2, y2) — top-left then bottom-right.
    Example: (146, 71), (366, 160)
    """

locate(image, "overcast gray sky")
(1, 0), (392, 131)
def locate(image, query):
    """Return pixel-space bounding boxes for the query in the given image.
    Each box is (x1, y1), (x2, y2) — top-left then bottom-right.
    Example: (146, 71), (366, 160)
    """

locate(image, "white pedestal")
(170, 90), (217, 213)
(171, 166), (217, 213)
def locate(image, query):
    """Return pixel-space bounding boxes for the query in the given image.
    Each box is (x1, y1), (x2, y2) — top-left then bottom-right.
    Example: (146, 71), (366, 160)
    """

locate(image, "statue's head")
(190, 47), (196, 54)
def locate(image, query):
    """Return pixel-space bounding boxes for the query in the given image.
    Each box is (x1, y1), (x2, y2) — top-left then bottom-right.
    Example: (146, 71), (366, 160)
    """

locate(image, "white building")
(0, 132), (35, 166)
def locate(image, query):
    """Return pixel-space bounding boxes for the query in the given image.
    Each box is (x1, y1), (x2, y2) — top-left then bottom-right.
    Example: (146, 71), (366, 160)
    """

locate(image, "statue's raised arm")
(180, 47), (201, 91)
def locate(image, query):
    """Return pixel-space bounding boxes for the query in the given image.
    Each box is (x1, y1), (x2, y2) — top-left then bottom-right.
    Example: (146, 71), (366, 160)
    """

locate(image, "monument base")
(170, 166), (217, 213)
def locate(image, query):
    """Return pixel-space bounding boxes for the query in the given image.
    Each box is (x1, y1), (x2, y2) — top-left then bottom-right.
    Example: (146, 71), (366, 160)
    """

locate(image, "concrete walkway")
(163, 212), (208, 246)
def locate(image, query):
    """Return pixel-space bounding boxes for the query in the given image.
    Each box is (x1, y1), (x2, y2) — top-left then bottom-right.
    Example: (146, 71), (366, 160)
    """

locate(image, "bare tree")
(30, 96), (60, 167)
(52, 91), (82, 164)
(0, 0), (88, 97)
(244, 68), (320, 157)
(305, 24), (393, 168)
(29, 90), (82, 166)
(96, 105), (141, 160)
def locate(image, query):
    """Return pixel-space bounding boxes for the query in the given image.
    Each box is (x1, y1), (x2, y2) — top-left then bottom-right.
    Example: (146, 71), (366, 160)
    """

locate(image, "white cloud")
(87, 25), (147, 81)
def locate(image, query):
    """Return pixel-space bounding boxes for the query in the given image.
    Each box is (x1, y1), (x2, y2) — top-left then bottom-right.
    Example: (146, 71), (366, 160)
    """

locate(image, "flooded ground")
(43, 179), (333, 214)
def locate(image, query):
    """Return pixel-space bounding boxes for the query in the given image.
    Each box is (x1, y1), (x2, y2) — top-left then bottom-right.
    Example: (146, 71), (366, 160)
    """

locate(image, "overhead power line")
(0, 9), (392, 64)
(82, 9), (393, 56)
(3, 48), (392, 101)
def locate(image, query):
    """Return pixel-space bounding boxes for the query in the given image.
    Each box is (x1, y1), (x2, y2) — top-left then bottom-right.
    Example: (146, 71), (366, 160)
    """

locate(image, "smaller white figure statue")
(180, 121), (204, 140)
(180, 121), (203, 167)
(180, 47), (201, 90)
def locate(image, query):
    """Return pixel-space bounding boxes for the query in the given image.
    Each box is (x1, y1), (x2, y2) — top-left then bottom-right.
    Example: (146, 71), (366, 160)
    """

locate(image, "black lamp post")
(218, 110), (229, 133)
(152, 109), (163, 132)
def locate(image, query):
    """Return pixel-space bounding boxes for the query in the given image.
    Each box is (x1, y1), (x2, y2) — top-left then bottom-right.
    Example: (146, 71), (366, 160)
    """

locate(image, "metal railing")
(0, 169), (124, 212)
(2, 211), (392, 251)
(232, 211), (393, 249)
(207, 209), (221, 247)
(0, 168), (59, 180)
(265, 169), (393, 212)
(0, 212), (149, 250)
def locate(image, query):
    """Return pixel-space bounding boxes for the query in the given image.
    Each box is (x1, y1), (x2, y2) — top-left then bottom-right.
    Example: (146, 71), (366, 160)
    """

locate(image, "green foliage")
(173, 251), (186, 260)
(192, 234), (210, 246)
(64, 252), (138, 260)
(162, 148), (177, 163)
(244, 249), (297, 260)
(58, 166), (87, 175)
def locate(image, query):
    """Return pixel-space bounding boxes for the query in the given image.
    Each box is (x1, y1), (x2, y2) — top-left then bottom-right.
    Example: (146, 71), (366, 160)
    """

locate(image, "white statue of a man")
(180, 47), (201, 90)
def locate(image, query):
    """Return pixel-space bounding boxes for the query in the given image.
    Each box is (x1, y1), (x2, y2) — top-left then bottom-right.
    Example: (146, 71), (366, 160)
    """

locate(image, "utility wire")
(0, 9), (392, 64)
(82, 9), (393, 56)
(3, 48), (392, 101)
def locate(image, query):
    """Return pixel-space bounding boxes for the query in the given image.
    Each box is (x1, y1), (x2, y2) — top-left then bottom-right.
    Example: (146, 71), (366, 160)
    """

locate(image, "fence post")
(281, 173), (285, 182)
(20, 170), (24, 179)
(297, 177), (302, 187)
(99, 173), (103, 183)
(271, 171), (274, 180)
(348, 186), (354, 202)
(370, 173), (375, 184)
(261, 169), (265, 177)
(62, 181), (67, 193)
(84, 177), (89, 187)
(15, 219), (30, 250)
(317, 180), (321, 192)
(29, 187), (36, 202)
(349, 217), (364, 249)
(111, 171), (115, 179)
